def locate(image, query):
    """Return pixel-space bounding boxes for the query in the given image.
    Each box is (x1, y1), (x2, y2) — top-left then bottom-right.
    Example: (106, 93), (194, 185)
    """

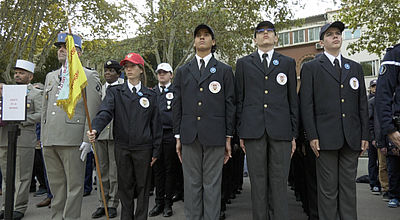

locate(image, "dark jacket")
(235, 51), (299, 141)
(92, 82), (162, 158)
(153, 84), (175, 142)
(299, 54), (369, 151)
(172, 56), (235, 146)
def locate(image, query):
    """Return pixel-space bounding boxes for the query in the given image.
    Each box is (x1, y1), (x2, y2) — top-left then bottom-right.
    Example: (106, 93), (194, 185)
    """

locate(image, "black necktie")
(160, 86), (166, 94)
(262, 53), (268, 72)
(334, 58), (342, 79)
(132, 87), (136, 94)
(200, 59), (205, 77)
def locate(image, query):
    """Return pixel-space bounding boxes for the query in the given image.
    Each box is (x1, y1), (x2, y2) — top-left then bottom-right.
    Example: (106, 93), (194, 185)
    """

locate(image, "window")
(343, 28), (361, 40)
(293, 30), (305, 44)
(361, 60), (379, 76)
(353, 29), (361, 38)
(278, 32), (290, 46)
(308, 27), (321, 42)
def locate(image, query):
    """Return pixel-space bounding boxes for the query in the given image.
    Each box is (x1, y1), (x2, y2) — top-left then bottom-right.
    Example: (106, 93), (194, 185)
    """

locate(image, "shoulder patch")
(96, 83), (101, 92)
(379, 65), (387, 75)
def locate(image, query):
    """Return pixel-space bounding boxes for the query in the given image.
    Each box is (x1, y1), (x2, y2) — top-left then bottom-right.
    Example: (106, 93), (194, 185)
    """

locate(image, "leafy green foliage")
(339, 0), (400, 56)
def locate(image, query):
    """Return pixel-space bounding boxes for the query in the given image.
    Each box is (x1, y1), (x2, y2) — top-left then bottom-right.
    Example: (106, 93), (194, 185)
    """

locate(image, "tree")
(130, 0), (299, 80)
(0, 0), (130, 83)
(338, 0), (400, 56)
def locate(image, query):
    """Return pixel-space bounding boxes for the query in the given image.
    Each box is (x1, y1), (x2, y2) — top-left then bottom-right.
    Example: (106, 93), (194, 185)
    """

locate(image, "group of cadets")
(0, 19), (399, 220)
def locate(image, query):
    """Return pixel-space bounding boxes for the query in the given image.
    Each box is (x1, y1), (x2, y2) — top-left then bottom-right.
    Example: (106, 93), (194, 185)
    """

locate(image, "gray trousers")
(0, 146), (35, 213)
(182, 138), (224, 220)
(316, 144), (359, 220)
(95, 140), (119, 208)
(43, 146), (85, 220)
(245, 132), (291, 220)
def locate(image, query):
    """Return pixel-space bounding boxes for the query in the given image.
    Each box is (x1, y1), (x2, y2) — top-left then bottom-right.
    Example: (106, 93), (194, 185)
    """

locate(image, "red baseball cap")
(120, 52), (144, 67)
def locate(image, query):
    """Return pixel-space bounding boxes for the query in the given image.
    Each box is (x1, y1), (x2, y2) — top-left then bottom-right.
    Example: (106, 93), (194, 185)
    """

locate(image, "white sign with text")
(1, 85), (27, 121)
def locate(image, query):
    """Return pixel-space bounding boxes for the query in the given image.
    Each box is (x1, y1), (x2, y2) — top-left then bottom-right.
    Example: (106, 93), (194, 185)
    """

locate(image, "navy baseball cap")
(370, 79), (377, 87)
(194, 24), (215, 39)
(54, 32), (82, 49)
(255, 21), (276, 38)
(319, 21), (345, 40)
(104, 60), (122, 72)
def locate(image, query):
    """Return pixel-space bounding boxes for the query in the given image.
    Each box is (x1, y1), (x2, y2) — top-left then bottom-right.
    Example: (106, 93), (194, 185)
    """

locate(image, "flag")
(57, 34), (87, 119)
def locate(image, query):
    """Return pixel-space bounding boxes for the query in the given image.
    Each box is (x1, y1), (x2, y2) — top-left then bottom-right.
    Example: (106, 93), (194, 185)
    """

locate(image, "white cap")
(14, 59), (35, 74)
(156, 63), (173, 73)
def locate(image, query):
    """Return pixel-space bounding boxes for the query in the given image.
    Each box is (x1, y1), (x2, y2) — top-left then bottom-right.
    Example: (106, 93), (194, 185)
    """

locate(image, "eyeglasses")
(256, 28), (275, 33)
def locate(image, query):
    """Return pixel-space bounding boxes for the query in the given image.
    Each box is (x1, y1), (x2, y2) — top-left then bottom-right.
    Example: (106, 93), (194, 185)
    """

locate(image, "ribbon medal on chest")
(349, 77), (359, 90)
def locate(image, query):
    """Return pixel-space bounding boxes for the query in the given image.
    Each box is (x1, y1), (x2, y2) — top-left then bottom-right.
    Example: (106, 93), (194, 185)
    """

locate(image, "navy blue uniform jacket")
(235, 51), (299, 141)
(172, 56), (235, 146)
(376, 44), (400, 137)
(153, 84), (175, 142)
(300, 54), (369, 151)
(92, 82), (162, 158)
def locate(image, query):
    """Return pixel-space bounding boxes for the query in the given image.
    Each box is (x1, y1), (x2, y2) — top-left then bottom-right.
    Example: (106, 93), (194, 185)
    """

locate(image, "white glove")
(79, 142), (92, 161)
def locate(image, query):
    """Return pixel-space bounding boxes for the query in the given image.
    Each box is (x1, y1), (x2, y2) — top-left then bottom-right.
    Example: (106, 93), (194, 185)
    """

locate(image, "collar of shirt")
(258, 49), (274, 66)
(158, 82), (171, 92)
(195, 53), (213, 70)
(324, 51), (342, 67)
(105, 80), (120, 88)
(127, 81), (141, 93)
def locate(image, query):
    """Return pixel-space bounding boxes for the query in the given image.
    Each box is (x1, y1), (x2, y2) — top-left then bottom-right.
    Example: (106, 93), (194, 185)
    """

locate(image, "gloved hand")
(79, 142), (92, 161)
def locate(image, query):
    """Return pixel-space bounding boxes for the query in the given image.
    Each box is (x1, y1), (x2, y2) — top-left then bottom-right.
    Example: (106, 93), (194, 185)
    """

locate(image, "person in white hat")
(0, 59), (43, 220)
(148, 62), (180, 217)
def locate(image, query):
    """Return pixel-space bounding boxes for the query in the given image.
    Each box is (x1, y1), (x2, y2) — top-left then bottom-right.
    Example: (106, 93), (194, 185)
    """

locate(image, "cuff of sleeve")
(226, 135), (233, 138)
(174, 134), (180, 139)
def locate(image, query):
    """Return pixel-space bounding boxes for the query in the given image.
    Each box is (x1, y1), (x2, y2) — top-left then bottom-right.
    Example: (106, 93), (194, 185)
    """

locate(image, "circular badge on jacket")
(139, 97), (150, 108)
(166, 92), (174, 100)
(349, 77), (359, 90)
(276, 73), (287, 85)
(209, 81), (221, 94)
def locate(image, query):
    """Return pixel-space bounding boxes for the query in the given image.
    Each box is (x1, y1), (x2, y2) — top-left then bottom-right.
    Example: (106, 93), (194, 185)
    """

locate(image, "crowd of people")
(0, 19), (399, 220)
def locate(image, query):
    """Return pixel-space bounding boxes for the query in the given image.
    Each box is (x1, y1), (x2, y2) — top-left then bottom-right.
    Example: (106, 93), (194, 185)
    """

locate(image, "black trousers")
(368, 143), (380, 189)
(304, 142), (318, 220)
(387, 154), (400, 199)
(115, 146), (152, 220)
(31, 149), (46, 190)
(153, 137), (178, 207)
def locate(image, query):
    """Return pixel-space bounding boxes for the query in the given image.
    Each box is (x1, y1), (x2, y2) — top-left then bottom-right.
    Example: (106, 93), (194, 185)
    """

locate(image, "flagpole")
(67, 23), (110, 220)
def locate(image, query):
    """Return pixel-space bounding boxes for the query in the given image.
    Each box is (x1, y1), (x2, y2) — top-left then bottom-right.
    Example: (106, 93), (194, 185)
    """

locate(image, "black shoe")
(91, 207), (105, 218)
(108, 207), (117, 218)
(0, 210), (22, 220)
(163, 206), (173, 217)
(172, 193), (183, 203)
(219, 211), (226, 220)
(148, 204), (164, 217)
(83, 191), (91, 197)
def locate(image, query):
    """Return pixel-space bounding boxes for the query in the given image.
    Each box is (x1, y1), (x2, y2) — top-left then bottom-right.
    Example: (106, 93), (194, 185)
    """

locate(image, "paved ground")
(1, 177), (400, 220)
(1, 158), (400, 219)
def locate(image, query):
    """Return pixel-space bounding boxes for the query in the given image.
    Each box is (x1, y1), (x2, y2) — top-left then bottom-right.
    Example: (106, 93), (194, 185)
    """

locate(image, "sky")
(112, 0), (342, 40)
